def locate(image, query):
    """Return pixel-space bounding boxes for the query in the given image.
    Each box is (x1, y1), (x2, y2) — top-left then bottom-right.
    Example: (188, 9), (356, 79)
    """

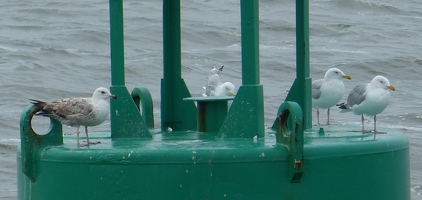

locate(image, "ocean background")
(1, 0), (422, 199)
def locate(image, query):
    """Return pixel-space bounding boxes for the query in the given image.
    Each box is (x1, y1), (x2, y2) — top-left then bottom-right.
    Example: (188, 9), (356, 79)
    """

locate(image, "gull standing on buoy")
(338, 75), (395, 136)
(30, 87), (117, 147)
(312, 68), (352, 125)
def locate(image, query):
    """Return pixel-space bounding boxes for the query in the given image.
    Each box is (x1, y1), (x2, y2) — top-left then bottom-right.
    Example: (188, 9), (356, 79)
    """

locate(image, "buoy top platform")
(18, 0), (410, 200)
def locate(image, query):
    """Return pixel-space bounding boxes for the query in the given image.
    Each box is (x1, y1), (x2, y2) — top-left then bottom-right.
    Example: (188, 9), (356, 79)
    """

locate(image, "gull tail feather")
(29, 99), (47, 109)
(29, 99), (52, 116)
(336, 102), (351, 113)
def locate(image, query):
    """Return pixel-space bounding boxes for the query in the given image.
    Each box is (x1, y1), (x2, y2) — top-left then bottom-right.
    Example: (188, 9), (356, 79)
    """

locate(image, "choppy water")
(1, 0), (422, 199)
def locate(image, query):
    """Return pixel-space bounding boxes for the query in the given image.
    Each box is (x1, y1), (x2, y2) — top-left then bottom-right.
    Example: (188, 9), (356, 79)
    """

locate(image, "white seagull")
(312, 68), (351, 125)
(207, 74), (235, 97)
(30, 87), (117, 147)
(203, 65), (235, 97)
(338, 75), (395, 135)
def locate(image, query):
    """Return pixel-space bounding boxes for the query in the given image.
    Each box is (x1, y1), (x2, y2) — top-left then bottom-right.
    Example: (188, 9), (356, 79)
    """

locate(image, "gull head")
(222, 82), (236, 96)
(325, 68), (352, 80)
(371, 75), (396, 91)
(92, 87), (117, 100)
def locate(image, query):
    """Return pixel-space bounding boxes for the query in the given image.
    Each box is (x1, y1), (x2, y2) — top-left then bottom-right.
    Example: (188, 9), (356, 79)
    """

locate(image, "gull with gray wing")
(338, 75), (395, 136)
(312, 68), (351, 125)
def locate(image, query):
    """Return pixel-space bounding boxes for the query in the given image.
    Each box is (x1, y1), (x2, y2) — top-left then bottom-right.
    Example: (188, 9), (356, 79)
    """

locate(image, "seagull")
(312, 68), (351, 125)
(203, 65), (235, 97)
(206, 74), (235, 97)
(203, 66), (224, 96)
(30, 87), (117, 147)
(338, 75), (395, 136)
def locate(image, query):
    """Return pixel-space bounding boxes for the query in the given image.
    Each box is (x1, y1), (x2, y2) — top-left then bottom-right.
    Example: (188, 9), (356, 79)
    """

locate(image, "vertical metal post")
(163, 0), (181, 84)
(240, 0), (260, 85)
(109, 0), (125, 87)
(161, 0), (197, 131)
(109, 0), (150, 138)
(296, 0), (311, 129)
(285, 0), (312, 129)
(218, 0), (264, 138)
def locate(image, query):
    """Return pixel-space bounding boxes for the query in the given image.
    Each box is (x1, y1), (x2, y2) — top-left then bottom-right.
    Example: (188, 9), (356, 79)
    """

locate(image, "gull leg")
(373, 115), (386, 138)
(326, 108), (331, 125)
(317, 108), (321, 125)
(76, 126), (84, 147)
(361, 115), (370, 134)
(85, 126), (101, 145)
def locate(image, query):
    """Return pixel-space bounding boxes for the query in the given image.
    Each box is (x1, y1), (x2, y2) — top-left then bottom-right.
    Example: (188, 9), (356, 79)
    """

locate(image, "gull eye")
(101, 91), (106, 94)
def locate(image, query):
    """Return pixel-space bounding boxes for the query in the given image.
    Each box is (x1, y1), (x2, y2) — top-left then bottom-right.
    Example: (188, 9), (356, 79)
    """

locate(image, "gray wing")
(347, 84), (367, 107)
(206, 74), (222, 96)
(312, 79), (324, 99)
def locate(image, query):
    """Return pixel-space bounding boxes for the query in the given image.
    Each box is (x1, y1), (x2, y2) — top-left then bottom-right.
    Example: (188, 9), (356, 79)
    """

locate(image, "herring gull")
(203, 66), (235, 97)
(338, 75), (395, 135)
(30, 87), (117, 147)
(312, 68), (351, 125)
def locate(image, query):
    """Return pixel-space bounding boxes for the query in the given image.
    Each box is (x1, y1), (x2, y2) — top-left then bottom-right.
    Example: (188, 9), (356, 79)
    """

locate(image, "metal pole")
(241, 0), (260, 85)
(109, 0), (125, 86)
(296, 0), (311, 129)
(161, 0), (197, 131)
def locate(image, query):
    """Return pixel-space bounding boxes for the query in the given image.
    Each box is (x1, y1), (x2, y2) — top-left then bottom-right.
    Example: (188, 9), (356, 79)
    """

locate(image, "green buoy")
(17, 0), (410, 199)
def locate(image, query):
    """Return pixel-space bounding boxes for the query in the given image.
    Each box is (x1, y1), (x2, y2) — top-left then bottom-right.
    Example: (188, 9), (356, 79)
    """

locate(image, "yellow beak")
(342, 74), (352, 80)
(387, 85), (396, 91)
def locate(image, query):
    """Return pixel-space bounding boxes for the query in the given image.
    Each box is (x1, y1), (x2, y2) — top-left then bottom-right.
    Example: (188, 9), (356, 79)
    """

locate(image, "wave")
(336, 0), (404, 14)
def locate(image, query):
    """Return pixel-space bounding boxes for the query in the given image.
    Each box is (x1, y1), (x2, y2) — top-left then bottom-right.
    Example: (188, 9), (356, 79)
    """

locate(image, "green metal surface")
(161, 0), (197, 132)
(18, 127), (410, 200)
(109, 0), (150, 138)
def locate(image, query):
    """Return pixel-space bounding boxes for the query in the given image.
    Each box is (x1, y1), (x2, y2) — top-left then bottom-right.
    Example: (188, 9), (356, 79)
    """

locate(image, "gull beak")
(342, 74), (352, 80)
(387, 85), (396, 91)
(230, 92), (236, 96)
(110, 94), (118, 99)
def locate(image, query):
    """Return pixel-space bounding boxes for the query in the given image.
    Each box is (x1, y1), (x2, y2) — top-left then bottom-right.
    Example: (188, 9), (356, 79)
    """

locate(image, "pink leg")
(317, 108), (321, 125)
(361, 115), (370, 134)
(85, 126), (101, 145)
(76, 126), (83, 147)
(373, 115), (386, 137)
(326, 108), (331, 125)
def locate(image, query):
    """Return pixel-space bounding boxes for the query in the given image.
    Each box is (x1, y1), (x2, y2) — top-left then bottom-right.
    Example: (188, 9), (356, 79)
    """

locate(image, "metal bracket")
(272, 101), (304, 183)
(20, 104), (63, 182)
(132, 87), (155, 129)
